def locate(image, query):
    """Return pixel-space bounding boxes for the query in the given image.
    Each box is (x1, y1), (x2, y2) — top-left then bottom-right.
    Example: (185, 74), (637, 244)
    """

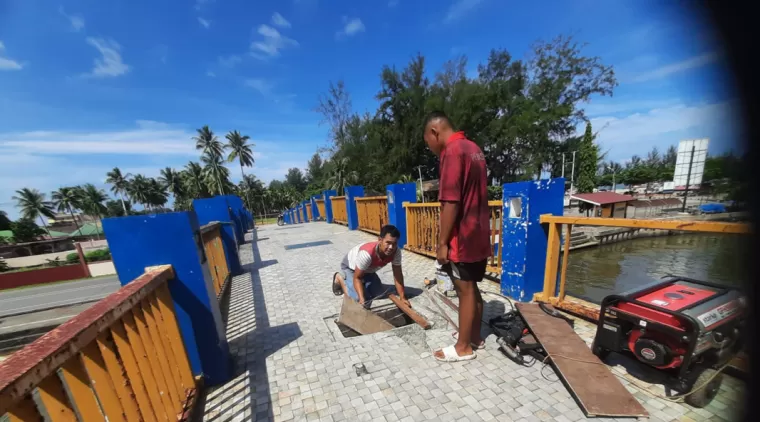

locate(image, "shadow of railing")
(194, 229), (302, 422)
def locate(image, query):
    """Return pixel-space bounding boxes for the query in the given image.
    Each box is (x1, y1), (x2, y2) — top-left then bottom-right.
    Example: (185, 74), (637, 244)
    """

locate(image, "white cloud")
(218, 55), (241, 68)
(84, 37), (130, 78)
(589, 100), (742, 160)
(59, 7), (85, 32)
(198, 17), (211, 28)
(245, 79), (274, 95)
(336, 17), (365, 38)
(631, 52), (719, 83)
(583, 98), (684, 117)
(271, 12), (291, 28)
(0, 41), (24, 71)
(444, 0), (484, 23)
(250, 25), (298, 58)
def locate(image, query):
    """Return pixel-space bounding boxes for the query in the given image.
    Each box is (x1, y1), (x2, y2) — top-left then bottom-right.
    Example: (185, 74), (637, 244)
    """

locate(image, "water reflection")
(566, 233), (748, 303)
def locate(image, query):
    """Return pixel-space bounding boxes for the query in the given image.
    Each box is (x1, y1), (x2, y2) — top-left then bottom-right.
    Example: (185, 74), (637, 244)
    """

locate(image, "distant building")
(571, 192), (634, 218)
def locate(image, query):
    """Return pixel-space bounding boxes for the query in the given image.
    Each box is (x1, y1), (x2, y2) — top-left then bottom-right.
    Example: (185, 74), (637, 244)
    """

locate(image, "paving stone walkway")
(198, 222), (745, 422)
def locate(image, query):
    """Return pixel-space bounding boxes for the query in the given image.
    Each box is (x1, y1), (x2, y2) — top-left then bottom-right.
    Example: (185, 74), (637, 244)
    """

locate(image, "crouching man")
(331, 224), (410, 308)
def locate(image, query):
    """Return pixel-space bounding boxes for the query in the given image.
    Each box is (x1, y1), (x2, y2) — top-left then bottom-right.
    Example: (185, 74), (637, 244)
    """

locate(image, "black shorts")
(443, 259), (488, 282)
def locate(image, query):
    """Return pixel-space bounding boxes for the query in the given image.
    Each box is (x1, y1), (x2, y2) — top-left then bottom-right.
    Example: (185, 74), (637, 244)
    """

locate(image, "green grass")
(257, 217), (278, 225)
(0, 274), (116, 293)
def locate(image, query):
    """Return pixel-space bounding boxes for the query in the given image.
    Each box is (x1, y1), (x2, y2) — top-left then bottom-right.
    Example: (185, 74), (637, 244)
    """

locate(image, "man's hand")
(437, 244), (449, 265)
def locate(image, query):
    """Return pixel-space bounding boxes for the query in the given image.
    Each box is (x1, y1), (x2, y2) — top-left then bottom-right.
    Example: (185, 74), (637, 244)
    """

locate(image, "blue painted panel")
(386, 183), (417, 248)
(344, 186), (365, 230)
(102, 212), (231, 386)
(323, 190), (337, 223)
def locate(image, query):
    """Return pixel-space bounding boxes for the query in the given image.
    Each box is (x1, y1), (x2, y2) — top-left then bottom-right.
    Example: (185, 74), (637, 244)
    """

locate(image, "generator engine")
(591, 276), (745, 408)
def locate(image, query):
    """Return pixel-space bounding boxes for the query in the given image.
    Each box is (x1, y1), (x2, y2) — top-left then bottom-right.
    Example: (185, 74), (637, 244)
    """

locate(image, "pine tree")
(576, 122), (598, 193)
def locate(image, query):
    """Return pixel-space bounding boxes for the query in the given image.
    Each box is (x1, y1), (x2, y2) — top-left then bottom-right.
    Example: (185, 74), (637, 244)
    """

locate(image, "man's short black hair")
(380, 224), (401, 239)
(424, 110), (454, 129)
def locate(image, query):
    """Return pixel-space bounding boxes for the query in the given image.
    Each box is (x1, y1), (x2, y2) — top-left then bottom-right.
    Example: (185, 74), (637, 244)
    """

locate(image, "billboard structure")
(673, 138), (709, 191)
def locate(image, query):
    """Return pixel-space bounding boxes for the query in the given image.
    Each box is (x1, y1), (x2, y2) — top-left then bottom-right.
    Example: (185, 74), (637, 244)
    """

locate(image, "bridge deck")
(199, 222), (744, 422)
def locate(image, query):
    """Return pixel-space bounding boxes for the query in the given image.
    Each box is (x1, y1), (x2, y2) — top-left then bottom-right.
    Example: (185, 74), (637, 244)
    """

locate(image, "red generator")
(592, 276), (746, 408)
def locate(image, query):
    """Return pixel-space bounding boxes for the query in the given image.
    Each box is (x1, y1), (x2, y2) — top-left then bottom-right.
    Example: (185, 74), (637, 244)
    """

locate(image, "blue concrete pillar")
(500, 178), (565, 302)
(311, 195), (321, 220)
(222, 195), (245, 243)
(102, 212), (231, 386)
(344, 186), (365, 230)
(193, 197), (242, 275)
(301, 201), (309, 223)
(323, 190), (337, 224)
(386, 183), (417, 248)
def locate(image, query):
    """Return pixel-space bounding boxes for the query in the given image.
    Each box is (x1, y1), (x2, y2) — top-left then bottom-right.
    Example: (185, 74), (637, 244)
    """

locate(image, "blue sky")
(0, 0), (742, 219)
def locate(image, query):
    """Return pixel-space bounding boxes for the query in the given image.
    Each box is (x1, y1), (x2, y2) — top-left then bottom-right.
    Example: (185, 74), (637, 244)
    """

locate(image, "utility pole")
(569, 151), (577, 195)
(417, 166), (425, 203)
(681, 145), (696, 212)
(561, 154), (566, 178)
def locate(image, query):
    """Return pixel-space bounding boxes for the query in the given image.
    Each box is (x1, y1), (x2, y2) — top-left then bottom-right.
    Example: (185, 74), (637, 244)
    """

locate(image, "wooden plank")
(96, 331), (146, 422)
(434, 291), (459, 313)
(141, 298), (183, 408)
(35, 375), (77, 422)
(515, 303), (648, 418)
(131, 308), (176, 415)
(120, 313), (169, 421)
(541, 222), (561, 301)
(5, 397), (40, 421)
(79, 342), (127, 422)
(148, 292), (188, 397)
(154, 284), (194, 390)
(558, 224), (573, 301)
(58, 357), (104, 421)
(539, 214), (750, 234)
(388, 294), (430, 329)
(337, 296), (394, 335)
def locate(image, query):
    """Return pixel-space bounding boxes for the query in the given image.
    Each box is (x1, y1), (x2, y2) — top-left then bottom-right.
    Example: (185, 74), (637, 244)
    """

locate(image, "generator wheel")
(684, 367), (723, 408)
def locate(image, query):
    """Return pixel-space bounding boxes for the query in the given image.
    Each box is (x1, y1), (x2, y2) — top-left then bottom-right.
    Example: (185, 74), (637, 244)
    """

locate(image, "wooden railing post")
(193, 196), (242, 275)
(499, 178), (565, 302)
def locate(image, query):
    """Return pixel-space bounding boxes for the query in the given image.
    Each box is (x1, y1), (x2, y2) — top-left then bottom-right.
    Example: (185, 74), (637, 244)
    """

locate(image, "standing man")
(423, 111), (491, 362)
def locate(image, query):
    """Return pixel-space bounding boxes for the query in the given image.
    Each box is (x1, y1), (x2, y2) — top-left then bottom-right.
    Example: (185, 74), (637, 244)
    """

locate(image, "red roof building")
(571, 192), (635, 218)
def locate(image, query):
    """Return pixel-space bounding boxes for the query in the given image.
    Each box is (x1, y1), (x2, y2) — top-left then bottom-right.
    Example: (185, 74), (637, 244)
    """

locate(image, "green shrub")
(66, 252), (79, 263)
(84, 248), (111, 262)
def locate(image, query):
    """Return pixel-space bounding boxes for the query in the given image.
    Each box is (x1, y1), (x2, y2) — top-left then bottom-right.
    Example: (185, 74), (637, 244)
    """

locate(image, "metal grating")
(283, 240), (332, 250)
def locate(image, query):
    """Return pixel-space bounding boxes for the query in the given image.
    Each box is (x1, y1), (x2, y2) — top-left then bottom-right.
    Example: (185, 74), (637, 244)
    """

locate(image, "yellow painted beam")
(540, 214), (750, 234)
(542, 222), (561, 301)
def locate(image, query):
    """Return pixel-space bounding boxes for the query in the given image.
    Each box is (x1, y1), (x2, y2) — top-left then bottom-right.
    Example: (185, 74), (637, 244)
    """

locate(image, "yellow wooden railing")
(404, 201), (502, 273)
(316, 199), (326, 220)
(0, 265), (197, 421)
(537, 215), (751, 319)
(331, 196), (348, 225)
(306, 205), (313, 222)
(355, 196), (389, 235)
(200, 223), (230, 298)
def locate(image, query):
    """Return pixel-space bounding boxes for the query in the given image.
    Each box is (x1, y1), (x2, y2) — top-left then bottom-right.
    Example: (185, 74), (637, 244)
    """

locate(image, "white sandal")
(452, 332), (486, 350)
(434, 345), (477, 362)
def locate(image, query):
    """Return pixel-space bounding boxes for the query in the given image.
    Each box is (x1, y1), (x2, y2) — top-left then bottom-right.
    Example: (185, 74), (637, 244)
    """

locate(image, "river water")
(565, 233), (749, 303)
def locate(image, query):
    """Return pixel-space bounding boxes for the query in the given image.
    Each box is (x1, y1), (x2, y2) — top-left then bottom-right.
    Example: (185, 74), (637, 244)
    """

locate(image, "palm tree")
(201, 151), (230, 195)
(146, 178), (169, 211)
(327, 157), (358, 196)
(225, 130), (255, 180)
(51, 187), (83, 234)
(105, 167), (132, 215)
(12, 188), (55, 236)
(127, 174), (151, 210)
(193, 126), (224, 158)
(183, 162), (208, 199)
(159, 167), (184, 201)
(76, 184), (107, 239)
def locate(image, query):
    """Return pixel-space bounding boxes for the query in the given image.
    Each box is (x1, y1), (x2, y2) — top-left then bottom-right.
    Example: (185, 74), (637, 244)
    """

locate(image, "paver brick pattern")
(198, 222), (745, 422)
